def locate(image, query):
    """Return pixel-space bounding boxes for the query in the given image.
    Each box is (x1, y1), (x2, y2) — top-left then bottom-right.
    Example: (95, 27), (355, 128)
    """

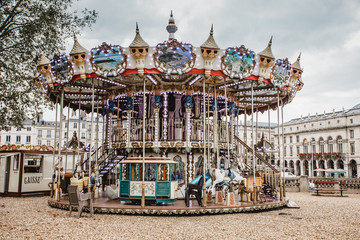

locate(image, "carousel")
(37, 12), (304, 215)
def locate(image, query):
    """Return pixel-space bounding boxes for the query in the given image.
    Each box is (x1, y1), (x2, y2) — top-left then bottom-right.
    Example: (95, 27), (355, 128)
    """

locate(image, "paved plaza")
(1, 192), (359, 239)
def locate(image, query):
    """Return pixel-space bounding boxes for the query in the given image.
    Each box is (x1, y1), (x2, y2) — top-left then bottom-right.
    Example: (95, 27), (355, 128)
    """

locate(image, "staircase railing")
(234, 135), (279, 173)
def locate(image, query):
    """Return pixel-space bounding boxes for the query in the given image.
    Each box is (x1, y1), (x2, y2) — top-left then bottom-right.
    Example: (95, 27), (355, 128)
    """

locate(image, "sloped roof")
(292, 53), (302, 70)
(38, 51), (50, 66)
(129, 23), (149, 48)
(70, 35), (88, 55)
(258, 36), (275, 59)
(201, 25), (219, 49)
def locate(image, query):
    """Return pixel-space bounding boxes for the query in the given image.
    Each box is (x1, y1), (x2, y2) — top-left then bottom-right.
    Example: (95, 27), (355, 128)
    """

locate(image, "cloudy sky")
(46, 0), (360, 122)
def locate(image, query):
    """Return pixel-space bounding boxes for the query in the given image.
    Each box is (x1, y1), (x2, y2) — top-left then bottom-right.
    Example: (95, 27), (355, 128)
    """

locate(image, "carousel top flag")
(36, 12), (303, 210)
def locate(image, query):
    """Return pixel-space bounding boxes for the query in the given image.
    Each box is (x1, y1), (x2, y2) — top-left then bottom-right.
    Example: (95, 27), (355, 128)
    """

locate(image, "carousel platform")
(48, 193), (287, 216)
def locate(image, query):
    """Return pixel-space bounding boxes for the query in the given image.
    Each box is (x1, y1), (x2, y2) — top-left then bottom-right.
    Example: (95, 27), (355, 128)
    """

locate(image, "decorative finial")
(297, 52), (301, 61)
(136, 22), (139, 34)
(210, 24), (214, 35)
(73, 33), (77, 41)
(166, 10), (177, 41)
(269, 36), (273, 46)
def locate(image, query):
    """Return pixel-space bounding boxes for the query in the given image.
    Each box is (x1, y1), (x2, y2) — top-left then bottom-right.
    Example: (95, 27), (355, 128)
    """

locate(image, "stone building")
(0, 112), (104, 153)
(275, 104), (360, 178)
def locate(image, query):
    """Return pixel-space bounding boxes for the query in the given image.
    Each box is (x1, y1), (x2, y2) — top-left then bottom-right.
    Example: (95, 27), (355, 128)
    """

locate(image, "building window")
(337, 120), (340, 123)
(26, 136), (31, 144)
(283, 137), (286, 144)
(64, 132), (67, 138)
(297, 126), (299, 130)
(290, 146), (293, 156)
(328, 137), (333, 152)
(328, 121), (330, 125)
(350, 119), (353, 124)
(337, 137), (343, 153)
(47, 140), (51, 146)
(16, 127), (21, 131)
(81, 132), (85, 139)
(65, 122), (68, 128)
(38, 140), (42, 145)
(297, 146), (300, 155)
(55, 131), (59, 138)
(311, 124), (314, 127)
(47, 130), (51, 138)
(311, 139), (316, 153)
(284, 146), (286, 156)
(82, 123), (86, 129)
(296, 136), (299, 143)
(290, 136), (293, 143)
(319, 137), (324, 153)
(290, 127), (292, 131)
(73, 122), (78, 129)
(350, 142), (355, 155)
(304, 143), (308, 154)
(6, 135), (10, 143)
(16, 136), (21, 144)
(27, 127), (31, 131)
(38, 130), (42, 137)
(88, 133), (91, 140)
(350, 130), (354, 138)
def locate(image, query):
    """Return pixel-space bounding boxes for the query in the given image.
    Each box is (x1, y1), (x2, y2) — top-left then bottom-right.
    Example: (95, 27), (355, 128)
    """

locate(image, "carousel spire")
(291, 52), (302, 70)
(201, 24), (219, 49)
(70, 34), (88, 55)
(258, 36), (275, 59)
(129, 22), (149, 48)
(166, 10), (178, 41)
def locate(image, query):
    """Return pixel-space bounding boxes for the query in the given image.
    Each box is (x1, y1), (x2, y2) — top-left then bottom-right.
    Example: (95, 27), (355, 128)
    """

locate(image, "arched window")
(328, 137), (333, 153)
(319, 137), (324, 153)
(311, 138), (316, 153)
(350, 160), (357, 178)
(303, 139), (308, 153)
(337, 136), (343, 153)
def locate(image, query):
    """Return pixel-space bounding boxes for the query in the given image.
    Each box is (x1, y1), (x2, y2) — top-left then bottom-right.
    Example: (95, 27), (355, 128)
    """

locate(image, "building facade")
(275, 104), (360, 178)
(0, 113), (104, 152)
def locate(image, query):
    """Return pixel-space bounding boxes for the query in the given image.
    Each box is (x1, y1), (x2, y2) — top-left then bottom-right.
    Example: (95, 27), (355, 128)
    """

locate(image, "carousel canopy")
(35, 12), (304, 116)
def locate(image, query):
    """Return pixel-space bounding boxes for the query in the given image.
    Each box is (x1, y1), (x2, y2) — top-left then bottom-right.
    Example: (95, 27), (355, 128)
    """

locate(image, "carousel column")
(125, 90), (133, 149)
(277, 92), (283, 201)
(202, 78), (207, 207)
(163, 92), (168, 141)
(152, 87), (162, 149)
(281, 101), (286, 198)
(141, 78), (146, 208)
(56, 89), (64, 201)
(174, 94), (183, 141)
(250, 82), (256, 204)
(184, 86), (193, 150)
(229, 100), (235, 151)
(212, 85), (219, 168)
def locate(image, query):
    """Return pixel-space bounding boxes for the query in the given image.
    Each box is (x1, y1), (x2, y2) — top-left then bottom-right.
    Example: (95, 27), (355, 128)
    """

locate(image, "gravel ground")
(1, 192), (360, 240)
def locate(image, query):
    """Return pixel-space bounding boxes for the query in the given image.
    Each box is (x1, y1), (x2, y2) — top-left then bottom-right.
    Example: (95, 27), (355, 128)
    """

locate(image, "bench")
(312, 181), (347, 197)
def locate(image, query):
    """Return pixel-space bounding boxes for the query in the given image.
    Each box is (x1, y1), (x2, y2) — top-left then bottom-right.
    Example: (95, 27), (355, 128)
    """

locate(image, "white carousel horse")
(209, 167), (246, 195)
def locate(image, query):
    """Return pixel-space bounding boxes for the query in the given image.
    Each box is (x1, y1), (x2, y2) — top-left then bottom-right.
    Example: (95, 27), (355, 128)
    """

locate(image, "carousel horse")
(238, 171), (264, 202)
(209, 167), (246, 195)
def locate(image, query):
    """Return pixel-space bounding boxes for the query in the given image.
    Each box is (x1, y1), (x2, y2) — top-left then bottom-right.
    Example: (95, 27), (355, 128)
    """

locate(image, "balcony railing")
(298, 152), (345, 161)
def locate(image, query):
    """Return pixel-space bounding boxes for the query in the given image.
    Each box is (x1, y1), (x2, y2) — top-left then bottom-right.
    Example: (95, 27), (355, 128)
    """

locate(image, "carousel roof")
(35, 13), (304, 116)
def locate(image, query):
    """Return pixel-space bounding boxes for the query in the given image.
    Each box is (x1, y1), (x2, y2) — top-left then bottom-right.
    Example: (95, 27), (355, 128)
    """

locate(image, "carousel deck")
(48, 193), (287, 215)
